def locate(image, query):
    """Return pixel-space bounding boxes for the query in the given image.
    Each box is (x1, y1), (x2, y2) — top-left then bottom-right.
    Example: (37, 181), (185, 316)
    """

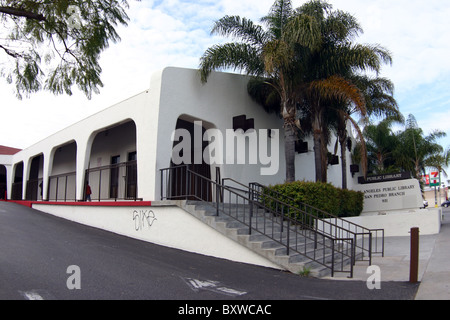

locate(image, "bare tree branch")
(0, 6), (46, 21)
(0, 44), (22, 58)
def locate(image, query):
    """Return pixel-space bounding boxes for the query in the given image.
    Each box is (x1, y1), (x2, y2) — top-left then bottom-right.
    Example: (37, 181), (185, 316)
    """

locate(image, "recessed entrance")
(170, 117), (213, 201)
(0, 165), (6, 200)
(87, 120), (138, 201)
(12, 162), (23, 200)
(26, 154), (44, 201)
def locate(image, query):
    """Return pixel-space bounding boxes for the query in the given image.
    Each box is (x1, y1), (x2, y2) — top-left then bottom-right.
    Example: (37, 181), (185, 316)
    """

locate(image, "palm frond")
(310, 75), (366, 114)
(247, 77), (281, 114)
(263, 39), (294, 74)
(323, 9), (362, 43)
(211, 15), (269, 46)
(283, 13), (322, 50)
(351, 75), (402, 122)
(199, 43), (264, 83)
(261, 0), (293, 39)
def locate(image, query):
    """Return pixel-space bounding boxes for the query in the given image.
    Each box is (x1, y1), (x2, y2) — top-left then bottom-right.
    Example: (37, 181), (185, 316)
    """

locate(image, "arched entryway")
(0, 165), (6, 199)
(12, 162), (23, 200)
(26, 154), (44, 201)
(170, 116), (215, 202)
(86, 120), (138, 201)
(48, 141), (77, 201)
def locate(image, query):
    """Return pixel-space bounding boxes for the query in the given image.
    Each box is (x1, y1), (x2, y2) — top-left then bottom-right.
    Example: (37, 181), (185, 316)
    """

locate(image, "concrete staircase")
(178, 200), (355, 278)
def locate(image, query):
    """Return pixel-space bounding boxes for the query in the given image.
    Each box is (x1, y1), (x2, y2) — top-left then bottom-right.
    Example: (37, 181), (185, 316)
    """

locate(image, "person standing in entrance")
(86, 183), (92, 202)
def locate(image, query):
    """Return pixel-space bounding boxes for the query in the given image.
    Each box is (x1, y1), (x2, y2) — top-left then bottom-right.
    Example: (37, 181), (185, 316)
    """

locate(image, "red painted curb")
(6, 200), (152, 208)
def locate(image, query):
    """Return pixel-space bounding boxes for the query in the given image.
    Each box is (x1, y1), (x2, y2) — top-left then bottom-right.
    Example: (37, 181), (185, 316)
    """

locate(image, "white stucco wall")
(8, 66), (360, 202)
(32, 202), (281, 270)
(0, 154), (13, 183)
(153, 67), (287, 199)
(0, 154), (13, 166)
(346, 208), (442, 237)
(317, 208), (442, 237)
(9, 91), (151, 200)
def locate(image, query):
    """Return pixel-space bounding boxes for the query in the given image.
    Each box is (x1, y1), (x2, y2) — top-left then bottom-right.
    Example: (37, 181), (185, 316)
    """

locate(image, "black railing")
(26, 178), (43, 201)
(0, 183), (6, 200)
(48, 172), (77, 202)
(160, 165), (356, 277)
(11, 182), (22, 200)
(85, 160), (140, 201)
(249, 182), (385, 265)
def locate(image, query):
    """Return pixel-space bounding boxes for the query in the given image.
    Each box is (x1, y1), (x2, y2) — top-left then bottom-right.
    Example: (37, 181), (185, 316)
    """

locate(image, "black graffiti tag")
(133, 210), (157, 231)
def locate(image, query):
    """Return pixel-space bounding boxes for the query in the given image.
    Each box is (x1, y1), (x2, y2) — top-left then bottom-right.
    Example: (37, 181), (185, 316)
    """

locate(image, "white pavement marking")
(182, 277), (247, 297)
(20, 291), (45, 300)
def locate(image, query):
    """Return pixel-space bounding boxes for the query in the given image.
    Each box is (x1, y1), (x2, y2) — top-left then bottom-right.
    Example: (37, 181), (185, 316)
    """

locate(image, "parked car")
(442, 200), (450, 208)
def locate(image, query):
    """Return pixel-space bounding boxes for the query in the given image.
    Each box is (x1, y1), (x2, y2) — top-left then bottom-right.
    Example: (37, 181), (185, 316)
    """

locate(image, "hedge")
(262, 180), (364, 219)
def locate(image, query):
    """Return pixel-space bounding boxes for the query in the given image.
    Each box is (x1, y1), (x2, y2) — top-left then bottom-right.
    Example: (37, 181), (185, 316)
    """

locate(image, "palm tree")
(199, 0), (321, 182)
(334, 76), (402, 188)
(364, 117), (403, 174)
(200, 0), (393, 186)
(295, 0), (394, 183)
(394, 114), (446, 179)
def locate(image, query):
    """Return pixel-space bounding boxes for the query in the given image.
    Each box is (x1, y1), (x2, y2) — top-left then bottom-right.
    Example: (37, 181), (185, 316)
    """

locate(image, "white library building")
(1, 67), (438, 277)
(1, 67), (359, 203)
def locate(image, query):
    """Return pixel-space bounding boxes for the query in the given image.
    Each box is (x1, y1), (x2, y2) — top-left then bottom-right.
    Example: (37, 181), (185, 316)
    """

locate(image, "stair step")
(183, 200), (355, 278)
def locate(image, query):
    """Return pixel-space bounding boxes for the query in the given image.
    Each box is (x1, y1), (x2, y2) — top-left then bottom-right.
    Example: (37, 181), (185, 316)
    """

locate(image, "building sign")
(355, 179), (422, 213)
(358, 172), (411, 184)
(430, 171), (440, 187)
(422, 174), (430, 186)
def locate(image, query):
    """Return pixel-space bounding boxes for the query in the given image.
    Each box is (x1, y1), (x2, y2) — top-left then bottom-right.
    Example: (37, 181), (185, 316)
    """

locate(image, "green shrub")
(261, 180), (363, 219)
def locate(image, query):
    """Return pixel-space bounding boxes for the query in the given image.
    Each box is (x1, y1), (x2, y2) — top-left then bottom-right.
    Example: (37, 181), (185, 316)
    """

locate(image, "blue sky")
(1, 0), (449, 155)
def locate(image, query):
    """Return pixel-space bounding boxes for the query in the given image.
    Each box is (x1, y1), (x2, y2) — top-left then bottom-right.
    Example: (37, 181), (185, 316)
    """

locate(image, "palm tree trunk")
(284, 121), (296, 183)
(340, 137), (348, 190)
(282, 97), (297, 183)
(312, 107), (325, 183)
(320, 133), (328, 183)
(313, 128), (322, 182)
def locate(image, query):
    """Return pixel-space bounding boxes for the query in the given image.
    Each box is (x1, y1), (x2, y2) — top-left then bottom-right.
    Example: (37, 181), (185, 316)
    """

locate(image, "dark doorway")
(110, 155), (120, 199)
(170, 118), (212, 201)
(0, 165), (6, 200)
(126, 151), (137, 199)
(12, 162), (23, 200)
(26, 155), (43, 201)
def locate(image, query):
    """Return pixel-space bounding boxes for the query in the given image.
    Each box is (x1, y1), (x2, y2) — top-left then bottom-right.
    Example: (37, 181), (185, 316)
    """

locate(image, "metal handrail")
(247, 182), (366, 266)
(222, 178), (249, 191)
(218, 177), (383, 263)
(85, 160), (140, 202)
(249, 182), (385, 262)
(221, 178), (250, 196)
(48, 172), (77, 202)
(160, 165), (356, 277)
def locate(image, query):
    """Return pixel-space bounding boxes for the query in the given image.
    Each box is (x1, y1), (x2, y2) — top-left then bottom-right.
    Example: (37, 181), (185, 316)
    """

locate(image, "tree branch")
(0, 44), (23, 58)
(0, 6), (46, 21)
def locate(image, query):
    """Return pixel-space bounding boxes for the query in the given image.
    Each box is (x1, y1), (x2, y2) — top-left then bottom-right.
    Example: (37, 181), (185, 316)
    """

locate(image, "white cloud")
(328, 0), (450, 90)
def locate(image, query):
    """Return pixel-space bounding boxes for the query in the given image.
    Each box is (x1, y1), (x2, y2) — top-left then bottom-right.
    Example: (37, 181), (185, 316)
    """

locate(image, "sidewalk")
(329, 234), (437, 283)
(415, 210), (450, 300)
(329, 209), (450, 300)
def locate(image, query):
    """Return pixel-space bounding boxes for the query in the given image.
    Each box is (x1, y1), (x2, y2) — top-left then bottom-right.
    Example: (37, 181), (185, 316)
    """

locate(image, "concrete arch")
(80, 119), (138, 201)
(11, 161), (24, 200)
(47, 140), (78, 201)
(167, 114), (221, 201)
(25, 153), (44, 200)
(173, 113), (219, 174)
